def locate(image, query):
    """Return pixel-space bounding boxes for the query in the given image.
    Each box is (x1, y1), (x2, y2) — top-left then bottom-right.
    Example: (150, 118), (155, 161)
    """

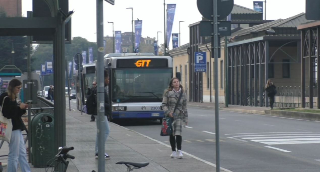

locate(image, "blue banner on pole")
(82, 51), (87, 65)
(68, 62), (73, 78)
(134, 20), (142, 53)
(41, 64), (46, 75)
(194, 52), (207, 72)
(253, 1), (263, 13)
(167, 4), (176, 48)
(154, 40), (158, 55)
(88, 47), (93, 64)
(115, 31), (122, 53)
(172, 33), (178, 49)
(46, 61), (53, 74)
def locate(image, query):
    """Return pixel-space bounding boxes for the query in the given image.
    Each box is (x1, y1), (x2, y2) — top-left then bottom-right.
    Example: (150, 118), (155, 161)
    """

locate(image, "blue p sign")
(195, 52), (207, 72)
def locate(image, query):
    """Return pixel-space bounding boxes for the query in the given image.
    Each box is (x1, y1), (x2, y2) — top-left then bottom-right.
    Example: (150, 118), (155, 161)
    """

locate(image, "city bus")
(74, 63), (96, 111)
(104, 53), (173, 123)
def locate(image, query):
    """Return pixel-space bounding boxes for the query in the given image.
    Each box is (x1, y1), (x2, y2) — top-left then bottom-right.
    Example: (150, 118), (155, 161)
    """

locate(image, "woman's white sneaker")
(177, 150), (183, 159)
(170, 151), (177, 158)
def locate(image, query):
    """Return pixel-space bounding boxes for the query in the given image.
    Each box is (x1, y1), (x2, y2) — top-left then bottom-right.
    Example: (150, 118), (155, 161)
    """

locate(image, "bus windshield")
(84, 73), (96, 91)
(112, 69), (172, 103)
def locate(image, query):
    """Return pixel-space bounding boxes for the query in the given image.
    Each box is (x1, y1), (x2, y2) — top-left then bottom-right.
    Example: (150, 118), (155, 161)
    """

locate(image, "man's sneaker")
(177, 150), (183, 159)
(170, 151), (177, 158)
(95, 153), (110, 160)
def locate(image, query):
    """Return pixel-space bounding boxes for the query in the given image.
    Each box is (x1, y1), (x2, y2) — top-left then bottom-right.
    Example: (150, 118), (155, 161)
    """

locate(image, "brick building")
(0, 0), (21, 17)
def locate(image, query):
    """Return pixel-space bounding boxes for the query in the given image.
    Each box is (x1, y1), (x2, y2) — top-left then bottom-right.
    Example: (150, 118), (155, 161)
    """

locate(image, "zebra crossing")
(227, 132), (320, 145)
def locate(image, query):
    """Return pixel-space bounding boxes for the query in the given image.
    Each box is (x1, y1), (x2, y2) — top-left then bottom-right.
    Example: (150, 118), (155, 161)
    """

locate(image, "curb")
(265, 110), (320, 121)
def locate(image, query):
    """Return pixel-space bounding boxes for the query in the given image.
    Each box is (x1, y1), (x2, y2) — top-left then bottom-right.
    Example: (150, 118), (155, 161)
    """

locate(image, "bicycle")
(116, 161), (149, 172)
(45, 146), (75, 172)
(46, 146), (149, 172)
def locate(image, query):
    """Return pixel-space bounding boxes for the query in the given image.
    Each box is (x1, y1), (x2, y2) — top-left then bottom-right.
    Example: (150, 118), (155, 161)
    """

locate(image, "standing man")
(87, 81), (97, 122)
(95, 70), (111, 159)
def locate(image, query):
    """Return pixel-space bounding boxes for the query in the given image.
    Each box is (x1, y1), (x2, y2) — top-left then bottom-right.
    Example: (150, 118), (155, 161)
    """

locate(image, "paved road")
(68, 99), (320, 172)
(118, 107), (320, 172)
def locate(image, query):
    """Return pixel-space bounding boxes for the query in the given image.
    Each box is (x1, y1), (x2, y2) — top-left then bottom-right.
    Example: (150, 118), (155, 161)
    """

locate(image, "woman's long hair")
(167, 77), (184, 92)
(265, 79), (273, 89)
(7, 79), (22, 101)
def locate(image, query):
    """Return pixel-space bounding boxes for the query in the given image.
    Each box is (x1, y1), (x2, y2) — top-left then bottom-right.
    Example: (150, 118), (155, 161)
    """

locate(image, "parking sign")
(195, 52), (207, 72)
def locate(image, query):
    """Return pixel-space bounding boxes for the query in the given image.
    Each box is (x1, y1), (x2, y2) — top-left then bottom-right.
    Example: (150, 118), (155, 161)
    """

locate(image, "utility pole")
(96, 0), (106, 171)
(265, 0), (267, 20)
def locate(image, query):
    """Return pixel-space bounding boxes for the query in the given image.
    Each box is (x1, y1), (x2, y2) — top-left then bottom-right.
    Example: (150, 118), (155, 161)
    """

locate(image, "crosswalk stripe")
(228, 132), (320, 145)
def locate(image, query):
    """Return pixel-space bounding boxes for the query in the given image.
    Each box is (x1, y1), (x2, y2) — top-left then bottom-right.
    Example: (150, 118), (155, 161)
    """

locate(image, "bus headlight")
(113, 106), (127, 111)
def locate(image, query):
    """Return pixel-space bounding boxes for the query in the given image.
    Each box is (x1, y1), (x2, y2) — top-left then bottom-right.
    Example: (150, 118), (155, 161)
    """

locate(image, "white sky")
(22, 0), (305, 49)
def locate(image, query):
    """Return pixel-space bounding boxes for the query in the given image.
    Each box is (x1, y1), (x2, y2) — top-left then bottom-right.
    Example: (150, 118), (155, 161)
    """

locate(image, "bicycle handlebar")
(59, 146), (74, 155)
(65, 154), (75, 159)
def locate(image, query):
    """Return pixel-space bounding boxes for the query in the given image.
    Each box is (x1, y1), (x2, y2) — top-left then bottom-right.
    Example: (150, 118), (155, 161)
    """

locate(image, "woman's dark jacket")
(265, 85), (277, 97)
(0, 93), (26, 131)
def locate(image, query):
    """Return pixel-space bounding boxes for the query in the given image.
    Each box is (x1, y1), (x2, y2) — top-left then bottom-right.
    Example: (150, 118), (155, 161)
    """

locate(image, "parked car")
(43, 86), (50, 98)
(69, 90), (76, 99)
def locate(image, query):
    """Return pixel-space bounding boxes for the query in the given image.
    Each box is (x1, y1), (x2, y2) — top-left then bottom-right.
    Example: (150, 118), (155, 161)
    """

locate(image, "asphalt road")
(68, 99), (320, 172)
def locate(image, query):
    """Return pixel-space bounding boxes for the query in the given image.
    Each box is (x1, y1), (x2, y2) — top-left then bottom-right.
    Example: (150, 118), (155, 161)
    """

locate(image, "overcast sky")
(22, 0), (305, 49)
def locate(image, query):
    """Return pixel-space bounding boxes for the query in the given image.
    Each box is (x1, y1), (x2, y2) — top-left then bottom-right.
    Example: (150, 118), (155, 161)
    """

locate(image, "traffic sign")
(194, 52), (207, 72)
(199, 21), (231, 37)
(197, 0), (234, 20)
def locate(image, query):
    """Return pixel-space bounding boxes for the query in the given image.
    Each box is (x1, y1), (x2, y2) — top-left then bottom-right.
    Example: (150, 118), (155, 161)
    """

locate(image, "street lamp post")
(108, 22), (115, 53)
(164, 0), (166, 56)
(179, 21), (184, 47)
(11, 42), (15, 65)
(157, 31), (162, 44)
(126, 7), (134, 53)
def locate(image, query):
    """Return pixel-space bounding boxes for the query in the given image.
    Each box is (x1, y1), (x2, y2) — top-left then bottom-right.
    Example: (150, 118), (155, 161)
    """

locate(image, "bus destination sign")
(117, 59), (168, 68)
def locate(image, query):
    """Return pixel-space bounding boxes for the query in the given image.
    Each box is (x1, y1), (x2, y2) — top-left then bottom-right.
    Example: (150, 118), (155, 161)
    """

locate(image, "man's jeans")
(95, 115), (110, 154)
(8, 130), (31, 172)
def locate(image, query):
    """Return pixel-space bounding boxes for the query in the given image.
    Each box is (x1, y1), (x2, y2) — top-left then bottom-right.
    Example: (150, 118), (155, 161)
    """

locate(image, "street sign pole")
(213, 0), (220, 171)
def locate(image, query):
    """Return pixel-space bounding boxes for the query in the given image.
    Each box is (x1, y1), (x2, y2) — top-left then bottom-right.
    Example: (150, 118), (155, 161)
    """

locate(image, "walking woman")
(162, 77), (188, 159)
(265, 79), (277, 110)
(0, 79), (31, 172)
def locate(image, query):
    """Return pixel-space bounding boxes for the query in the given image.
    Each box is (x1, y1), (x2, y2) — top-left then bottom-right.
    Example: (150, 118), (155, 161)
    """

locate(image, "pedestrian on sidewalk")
(0, 79), (31, 172)
(162, 77), (188, 159)
(94, 70), (110, 159)
(265, 79), (277, 110)
(86, 81), (97, 122)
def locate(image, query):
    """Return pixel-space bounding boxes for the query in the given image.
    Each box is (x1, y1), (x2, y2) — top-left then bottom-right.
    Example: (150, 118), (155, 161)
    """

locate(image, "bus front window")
(112, 69), (172, 102)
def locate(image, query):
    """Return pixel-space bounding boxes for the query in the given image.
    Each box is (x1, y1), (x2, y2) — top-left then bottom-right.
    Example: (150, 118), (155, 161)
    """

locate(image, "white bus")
(104, 53), (173, 123)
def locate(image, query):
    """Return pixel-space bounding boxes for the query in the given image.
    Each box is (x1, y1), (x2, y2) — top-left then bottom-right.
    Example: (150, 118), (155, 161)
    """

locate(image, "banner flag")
(115, 31), (122, 53)
(253, 1), (263, 13)
(68, 61), (73, 78)
(134, 20), (143, 53)
(46, 61), (53, 74)
(154, 40), (158, 55)
(41, 64), (46, 75)
(89, 47), (93, 64)
(166, 4), (176, 48)
(172, 33), (178, 49)
(82, 51), (87, 65)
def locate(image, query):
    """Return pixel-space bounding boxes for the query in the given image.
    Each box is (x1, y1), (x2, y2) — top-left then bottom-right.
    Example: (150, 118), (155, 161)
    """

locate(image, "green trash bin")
(31, 113), (55, 168)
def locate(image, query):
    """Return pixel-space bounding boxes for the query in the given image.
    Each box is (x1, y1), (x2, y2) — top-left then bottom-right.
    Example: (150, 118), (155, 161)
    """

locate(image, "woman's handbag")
(0, 96), (12, 143)
(160, 90), (183, 136)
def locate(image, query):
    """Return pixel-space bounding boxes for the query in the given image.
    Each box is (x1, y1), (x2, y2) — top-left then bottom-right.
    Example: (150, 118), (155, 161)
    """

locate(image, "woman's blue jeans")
(8, 130), (31, 172)
(95, 115), (110, 154)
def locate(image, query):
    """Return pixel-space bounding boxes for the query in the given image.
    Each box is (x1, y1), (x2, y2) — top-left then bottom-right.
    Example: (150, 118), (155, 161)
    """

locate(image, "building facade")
(0, 0), (21, 17)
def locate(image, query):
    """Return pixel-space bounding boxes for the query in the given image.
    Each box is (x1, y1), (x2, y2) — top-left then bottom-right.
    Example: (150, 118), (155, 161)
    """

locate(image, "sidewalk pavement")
(188, 102), (269, 114)
(0, 109), (231, 172)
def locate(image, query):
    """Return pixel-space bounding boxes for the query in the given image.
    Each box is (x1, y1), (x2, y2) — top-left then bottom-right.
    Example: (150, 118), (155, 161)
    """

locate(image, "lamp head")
(126, 7), (133, 9)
